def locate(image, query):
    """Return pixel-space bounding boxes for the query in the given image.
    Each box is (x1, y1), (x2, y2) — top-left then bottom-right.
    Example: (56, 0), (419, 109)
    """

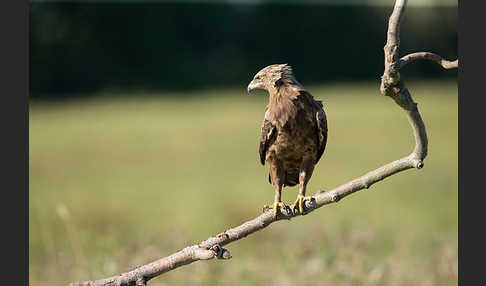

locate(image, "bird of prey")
(247, 64), (328, 218)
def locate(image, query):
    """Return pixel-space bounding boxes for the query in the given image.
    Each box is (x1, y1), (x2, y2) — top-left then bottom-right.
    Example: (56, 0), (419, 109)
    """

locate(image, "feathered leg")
(265, 184), (286, 218)
(292, 159), (315, 215)
(263, 156), (288, 217)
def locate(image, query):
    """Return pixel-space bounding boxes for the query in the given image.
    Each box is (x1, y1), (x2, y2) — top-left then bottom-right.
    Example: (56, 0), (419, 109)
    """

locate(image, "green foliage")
(30, 80), (457, 286)
(29, 3), (457, 96)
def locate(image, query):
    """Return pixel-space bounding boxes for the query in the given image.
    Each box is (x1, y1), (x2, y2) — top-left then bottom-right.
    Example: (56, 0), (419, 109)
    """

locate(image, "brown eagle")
(247, 64), (328, 217)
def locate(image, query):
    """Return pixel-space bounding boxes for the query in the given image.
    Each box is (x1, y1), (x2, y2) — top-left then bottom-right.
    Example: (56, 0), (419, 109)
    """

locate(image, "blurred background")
(29, 0), (458, 285)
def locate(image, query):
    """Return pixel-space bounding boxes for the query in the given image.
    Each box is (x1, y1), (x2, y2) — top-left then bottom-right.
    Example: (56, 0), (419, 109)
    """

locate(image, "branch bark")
(71, 0), (457, 285)
(400, 52), (458, 69)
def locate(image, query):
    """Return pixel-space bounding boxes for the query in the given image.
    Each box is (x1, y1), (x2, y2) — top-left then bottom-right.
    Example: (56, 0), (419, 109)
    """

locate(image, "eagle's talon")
(262, 202), (288, 218)
(292, 195), (312, 215)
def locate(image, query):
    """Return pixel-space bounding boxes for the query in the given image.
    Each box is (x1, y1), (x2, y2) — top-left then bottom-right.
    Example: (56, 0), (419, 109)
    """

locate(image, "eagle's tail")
(284, 171), (299, 187)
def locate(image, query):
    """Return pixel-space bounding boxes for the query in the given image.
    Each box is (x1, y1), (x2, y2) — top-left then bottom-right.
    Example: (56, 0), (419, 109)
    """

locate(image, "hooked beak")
(247, 79), (263, 94)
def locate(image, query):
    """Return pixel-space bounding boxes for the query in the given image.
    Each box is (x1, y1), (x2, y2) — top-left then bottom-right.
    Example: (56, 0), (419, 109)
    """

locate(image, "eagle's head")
(247, 63), (296, 94)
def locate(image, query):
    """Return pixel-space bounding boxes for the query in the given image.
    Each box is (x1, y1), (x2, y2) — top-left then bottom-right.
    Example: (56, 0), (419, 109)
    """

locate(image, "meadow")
(29, 80), (457, 286)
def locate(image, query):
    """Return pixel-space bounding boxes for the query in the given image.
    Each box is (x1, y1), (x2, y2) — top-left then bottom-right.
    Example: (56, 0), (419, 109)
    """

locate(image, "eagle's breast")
(265, 91), (321, 182)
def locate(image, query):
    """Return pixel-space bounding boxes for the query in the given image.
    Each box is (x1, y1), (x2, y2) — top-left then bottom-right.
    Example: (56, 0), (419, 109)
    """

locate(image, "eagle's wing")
(315, 101), (328, 164)
(259, 108), (277, 165)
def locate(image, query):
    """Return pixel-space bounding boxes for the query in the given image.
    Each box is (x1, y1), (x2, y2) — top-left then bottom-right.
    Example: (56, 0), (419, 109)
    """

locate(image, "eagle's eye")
(255, 75), (261, 80)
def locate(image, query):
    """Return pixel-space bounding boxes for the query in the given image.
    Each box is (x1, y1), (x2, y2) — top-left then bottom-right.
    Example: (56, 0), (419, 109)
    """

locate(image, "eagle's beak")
(247, 79), (263, 94)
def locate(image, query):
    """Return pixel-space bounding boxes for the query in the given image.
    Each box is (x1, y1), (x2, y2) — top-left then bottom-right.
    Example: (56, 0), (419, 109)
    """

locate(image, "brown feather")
(258, 109), (277, 165)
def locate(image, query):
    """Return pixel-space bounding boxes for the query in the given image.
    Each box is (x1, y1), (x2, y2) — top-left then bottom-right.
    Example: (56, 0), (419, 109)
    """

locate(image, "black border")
(458, 0), (484, 285)
(1, 0), (29, 284)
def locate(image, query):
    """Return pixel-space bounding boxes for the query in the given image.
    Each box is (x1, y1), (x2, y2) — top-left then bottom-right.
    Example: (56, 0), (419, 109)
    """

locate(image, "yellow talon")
(262, 202), (287, 217)
(274, 202), (284, 217)
(293, 195), (312, 214)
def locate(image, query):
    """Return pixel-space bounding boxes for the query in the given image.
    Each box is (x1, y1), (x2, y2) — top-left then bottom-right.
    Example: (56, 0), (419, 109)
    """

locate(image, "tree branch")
(400, 52), (458, 69)
(70, 0), (457, 285)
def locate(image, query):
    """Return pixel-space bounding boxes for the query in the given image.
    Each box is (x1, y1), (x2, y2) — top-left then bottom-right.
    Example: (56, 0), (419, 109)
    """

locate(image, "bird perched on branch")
(247, 64), (328, 218)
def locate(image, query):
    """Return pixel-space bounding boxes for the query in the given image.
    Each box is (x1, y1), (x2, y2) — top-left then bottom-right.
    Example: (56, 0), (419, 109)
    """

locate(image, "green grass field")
(29, 80), (457, 286)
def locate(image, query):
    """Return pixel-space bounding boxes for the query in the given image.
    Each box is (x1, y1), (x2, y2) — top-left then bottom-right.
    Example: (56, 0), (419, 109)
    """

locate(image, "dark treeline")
(30, 3), (457, 98)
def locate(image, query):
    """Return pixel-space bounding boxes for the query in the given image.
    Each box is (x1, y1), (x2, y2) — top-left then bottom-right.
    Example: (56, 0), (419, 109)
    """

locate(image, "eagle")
(247, 64), (328, 217)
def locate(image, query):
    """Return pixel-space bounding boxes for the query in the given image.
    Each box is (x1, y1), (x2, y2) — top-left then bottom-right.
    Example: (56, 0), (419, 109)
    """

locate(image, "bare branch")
(70, 152), (417, 286)
(400, 52), (458, 69)
(71, 0), (457, 285)
(380, 0), (428, 166)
